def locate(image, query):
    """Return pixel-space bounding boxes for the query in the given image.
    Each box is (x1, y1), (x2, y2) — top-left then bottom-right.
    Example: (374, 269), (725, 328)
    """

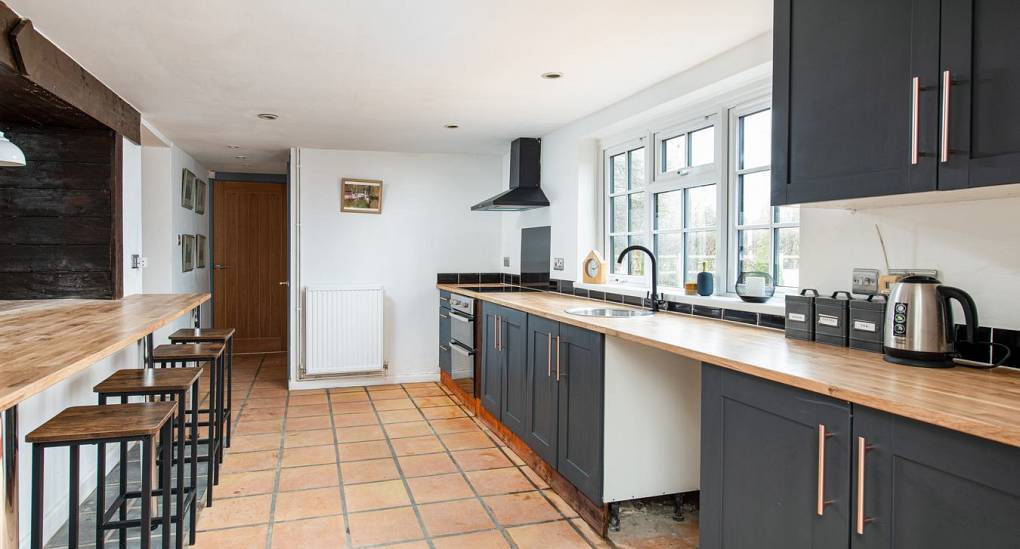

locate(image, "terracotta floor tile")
(465, 467), (534, 496)
(520, 466), (549, 489)
(451, 448), (512, 471)
(220, 449), (279, 473)
(331, 400), (375, 415)
(288, 393), (328, 406)
(347, 507), (424, 546)
(234, 418), (283, 435)
(439, 431), (494, 451)
(483, 492), (561, 526)
(228, 433), (282, 454)
(337, 424), (386, 443)
(271, 515), (345, 549)
(339, 440), (393, 462)
(429, 418), (480, 434)
(333, 412), (379, 427)
(341, 457), (400, 484)
(503, 447), (527, 466)
(283, 429), (335, 448)
(216, 469), (277, 498)
(369, 389), (407, 400)
(331, 392), (370, 403)
(406, 473), (474, 504)
(378, 409), (425, 424)
(378, 542), (430, 549)
(404, 386), (446, 397)
(191, 524), (267, 549)
(543, 489), (579, 518)
(372, 398), (416, 411)
(570, 517), (615, 548)
(421, 406), (467, 420)
(278, 463), (338, 491)
(397, 453), (459, 478)
(240, 407), (286, 422)
(412, 396), (456, 408)
(197, 493), (272, 530)
(244, 397), (287, 409)
(384, 421), (433, 439)
(288, 404), (331, 418)
(344, 479), (411, 512)
(506, 520), (590, 548)
(432, 529), (509, 549)
(286, 415), (332, 431)
(419, 498), (494, 537)
(274, 486), (343, 521)
(390, 435), (444, 457)
(248, 388), (288, 399)
(282, 444), (337, 468)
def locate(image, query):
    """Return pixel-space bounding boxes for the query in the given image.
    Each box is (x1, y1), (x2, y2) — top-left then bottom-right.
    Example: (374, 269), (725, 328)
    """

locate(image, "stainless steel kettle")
(883, 276), (978, 367)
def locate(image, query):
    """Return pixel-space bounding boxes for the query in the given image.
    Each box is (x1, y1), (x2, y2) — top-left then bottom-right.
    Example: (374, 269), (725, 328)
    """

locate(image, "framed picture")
(196, 234), (207, 268)
(340, 178), (383, 214)
(195, 180), (207, 214)
(181, 169), (196, 210)
(182, 234), (195, 272)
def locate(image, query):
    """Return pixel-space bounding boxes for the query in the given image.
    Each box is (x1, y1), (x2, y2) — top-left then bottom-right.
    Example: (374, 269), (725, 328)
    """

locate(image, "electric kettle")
(883, 276), (1006, 368)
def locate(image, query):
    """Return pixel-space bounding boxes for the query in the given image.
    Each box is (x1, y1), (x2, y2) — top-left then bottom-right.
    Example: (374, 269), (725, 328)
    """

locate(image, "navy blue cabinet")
(499, 307), (528, 438)
(480, 302), (502, 417)
(556, 323), (604, 504)
(525, 315), (559, 466)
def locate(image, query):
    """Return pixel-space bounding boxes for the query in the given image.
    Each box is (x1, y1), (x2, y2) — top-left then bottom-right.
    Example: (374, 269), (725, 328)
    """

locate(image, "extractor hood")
(472, 137), (548, 211)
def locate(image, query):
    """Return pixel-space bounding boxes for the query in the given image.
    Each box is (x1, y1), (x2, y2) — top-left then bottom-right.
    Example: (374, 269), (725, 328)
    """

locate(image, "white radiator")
(304, 285), (384, 376)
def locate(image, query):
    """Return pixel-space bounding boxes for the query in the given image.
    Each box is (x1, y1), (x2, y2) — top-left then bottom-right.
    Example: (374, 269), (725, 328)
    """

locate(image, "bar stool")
(151, 344), (225, 486)
(94, 368), (203, 548)
(168, 328), (235, 448)
(27, 402), (177, 549)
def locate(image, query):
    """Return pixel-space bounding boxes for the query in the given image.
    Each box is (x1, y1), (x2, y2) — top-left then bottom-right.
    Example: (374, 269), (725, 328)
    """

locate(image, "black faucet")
(616, 245), (664, 312)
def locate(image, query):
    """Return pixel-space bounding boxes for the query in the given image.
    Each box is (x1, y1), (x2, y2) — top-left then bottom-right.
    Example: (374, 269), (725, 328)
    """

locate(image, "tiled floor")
(47, 353), (699, 548)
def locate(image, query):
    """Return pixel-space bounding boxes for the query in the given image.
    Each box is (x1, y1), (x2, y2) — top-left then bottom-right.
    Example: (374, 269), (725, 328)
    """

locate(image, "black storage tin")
(814, 291), (852, 347)
(849, 295), (887, 353)
(785, 289), (819, 341)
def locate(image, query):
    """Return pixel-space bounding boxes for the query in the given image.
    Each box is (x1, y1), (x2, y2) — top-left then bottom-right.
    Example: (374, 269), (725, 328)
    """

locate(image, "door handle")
(940, 69), (951, 163)
(856, 436), (875, 534)
(910, 76), (920, 165)
(439, 313), (449, 319)
(278, 281), (289, 286)
(817, 424), (835, 515)
(547, 333), (552, 377)
(213, 264), (230, 270)
(555, 336), (561, 381)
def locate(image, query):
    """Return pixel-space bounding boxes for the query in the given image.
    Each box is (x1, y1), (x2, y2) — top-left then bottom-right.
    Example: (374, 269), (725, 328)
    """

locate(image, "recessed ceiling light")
(540, 72), (564, 79)
(234, 155), (247, 160)
(226, 145), (241, 149)
(444, 124), (460, 129)
(256, 113), (279, 120)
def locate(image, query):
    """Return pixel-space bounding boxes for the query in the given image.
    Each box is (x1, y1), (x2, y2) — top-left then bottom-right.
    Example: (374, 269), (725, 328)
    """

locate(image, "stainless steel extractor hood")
(472, 138), (548, 211)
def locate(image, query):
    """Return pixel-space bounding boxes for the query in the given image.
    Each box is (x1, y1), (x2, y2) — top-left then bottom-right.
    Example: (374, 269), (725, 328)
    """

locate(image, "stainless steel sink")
(564, 307), (654, 318)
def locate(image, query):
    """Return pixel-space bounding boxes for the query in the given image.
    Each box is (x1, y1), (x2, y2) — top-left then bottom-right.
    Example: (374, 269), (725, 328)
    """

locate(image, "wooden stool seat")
(152, 343), (223, 361)
(26, 402), (176, 444)
(168, 327), (235, 342)
(94, 367), (204, 394)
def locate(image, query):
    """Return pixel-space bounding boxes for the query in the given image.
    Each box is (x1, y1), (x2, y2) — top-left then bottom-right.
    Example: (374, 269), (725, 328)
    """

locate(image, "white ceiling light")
(256, 113), (278, 120)
(226, 145), (241, 149)
(234, 155), (247, 160)
(540, 72), (564, 79)
(0, 131), (26, 167)
(444, 124), (460, 129)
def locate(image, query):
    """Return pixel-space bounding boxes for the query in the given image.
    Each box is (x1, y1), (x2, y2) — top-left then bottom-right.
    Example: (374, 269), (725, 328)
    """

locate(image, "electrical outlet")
(553, 257), (564, 271)
(131, 254), (149, 269)
(852, 268), (880, 295)
(503, 256), (510, 267)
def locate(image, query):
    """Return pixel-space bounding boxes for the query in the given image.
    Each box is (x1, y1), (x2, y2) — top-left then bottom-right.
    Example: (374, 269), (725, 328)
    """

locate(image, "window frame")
(604, 138), (649, 284)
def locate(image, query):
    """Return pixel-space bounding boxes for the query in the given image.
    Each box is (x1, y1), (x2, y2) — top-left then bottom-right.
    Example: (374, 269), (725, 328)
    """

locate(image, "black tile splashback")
(587, 290), (606, 301)
(573, 287), (589, 299)
(952, 324), (1020, 368)
(604, 292), (625, 304)
(992, 327), (1020, 368)
(623, 295), (645, 307)
(480, 273), (502, 283)
(693, 305), (723, 319)
(666, 301), (693, 314)
(759, 314), (786, 330)
(457, 273), (481, 285)
(723, 309), (758, 325)
(437, 273), (458, 284)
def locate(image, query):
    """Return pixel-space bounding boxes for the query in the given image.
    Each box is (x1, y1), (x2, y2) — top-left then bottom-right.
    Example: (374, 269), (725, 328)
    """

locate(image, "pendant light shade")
(0, 131), (26, 167)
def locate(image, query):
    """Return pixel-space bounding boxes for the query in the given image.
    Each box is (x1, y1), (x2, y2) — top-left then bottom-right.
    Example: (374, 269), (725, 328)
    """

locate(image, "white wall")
(800, 196), (1020, 330)
(121, 138), (144, 295)
(141, 145), (172, 293)
(290, 148), (503, 386)
(171, 147), (211, 329)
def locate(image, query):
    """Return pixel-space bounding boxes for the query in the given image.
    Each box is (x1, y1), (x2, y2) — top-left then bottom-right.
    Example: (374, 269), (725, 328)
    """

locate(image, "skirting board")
(603, 335), (701, 503)
(288, 371), (439, 391)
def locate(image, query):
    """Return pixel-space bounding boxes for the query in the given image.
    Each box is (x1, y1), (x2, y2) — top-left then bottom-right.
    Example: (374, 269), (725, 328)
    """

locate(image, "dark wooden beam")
(110, 135), (123, 299)
(0, 1), (19, 74)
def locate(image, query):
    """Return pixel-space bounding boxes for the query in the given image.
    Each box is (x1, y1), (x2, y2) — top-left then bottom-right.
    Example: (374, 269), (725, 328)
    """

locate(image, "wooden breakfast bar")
(0, 293), (210, 549)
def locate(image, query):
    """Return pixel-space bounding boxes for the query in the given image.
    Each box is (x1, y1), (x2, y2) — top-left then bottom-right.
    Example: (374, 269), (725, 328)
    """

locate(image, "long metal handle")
(547, 333), (552, 377)
(856, 436), (870, 535)
(493, 316), (498, 350)
(496, 315), (502, 351)
(449, 312), (470, 323)
(555, 336), (561, 381)
(439, 296), (450, 302)
(940, 69), (951, 163)
(439, 313), (449, 319)
(817, 424), (834, 515)
(910, 76), (920, 165)
(439, 345), (449, 352)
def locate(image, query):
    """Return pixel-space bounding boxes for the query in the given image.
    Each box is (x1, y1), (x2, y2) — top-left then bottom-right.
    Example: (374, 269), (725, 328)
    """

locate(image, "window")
(602, 92), (800, 295)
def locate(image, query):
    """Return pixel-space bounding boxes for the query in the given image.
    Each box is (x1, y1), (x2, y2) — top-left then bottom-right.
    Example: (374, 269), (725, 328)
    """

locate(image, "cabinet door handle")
(910, 76), (920, 165)
(940, 69), (951, 163)
(440, 345), (449, 352)
(817, 424), (835, 515)
(496, 315), (502, 351)
(439, 313), (449, 319)
(493, 316), (498, 350)
(547, 333), (552, 377)
(555, 336), (561, 381)
(856, 436), (874, 535)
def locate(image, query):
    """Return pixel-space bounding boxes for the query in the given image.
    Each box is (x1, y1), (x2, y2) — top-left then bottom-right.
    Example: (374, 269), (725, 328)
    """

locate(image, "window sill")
(574, 281), (786, 316)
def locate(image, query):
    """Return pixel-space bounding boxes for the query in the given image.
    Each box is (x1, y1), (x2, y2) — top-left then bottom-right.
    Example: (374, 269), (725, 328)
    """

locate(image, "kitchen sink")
(564, 307), (654, 318)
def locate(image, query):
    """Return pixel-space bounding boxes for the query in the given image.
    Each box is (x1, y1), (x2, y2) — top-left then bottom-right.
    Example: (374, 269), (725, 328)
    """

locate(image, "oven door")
(450, 311), (475, 350)
(450, 341), (474, 379)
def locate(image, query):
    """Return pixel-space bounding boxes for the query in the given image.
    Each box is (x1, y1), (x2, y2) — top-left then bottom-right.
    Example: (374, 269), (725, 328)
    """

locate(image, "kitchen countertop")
(0, 293), (210, 411)
(439, 283), (1020, 449)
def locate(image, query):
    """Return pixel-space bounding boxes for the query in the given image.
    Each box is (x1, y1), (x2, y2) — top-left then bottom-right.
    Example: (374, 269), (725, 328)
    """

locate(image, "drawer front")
(450, 311), (474, 349)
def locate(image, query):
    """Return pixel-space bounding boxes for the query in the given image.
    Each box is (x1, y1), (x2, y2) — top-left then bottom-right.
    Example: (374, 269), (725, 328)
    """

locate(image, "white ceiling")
(7, 0), (771, 172)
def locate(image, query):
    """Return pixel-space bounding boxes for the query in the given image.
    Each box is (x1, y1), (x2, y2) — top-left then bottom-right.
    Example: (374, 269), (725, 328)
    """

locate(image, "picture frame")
(195, 179), (207, 214)
(181, 169), (196, 210)
(340, 178), (383, 214)
(196, 234), (207, 268)
(182, 234), (195, 272)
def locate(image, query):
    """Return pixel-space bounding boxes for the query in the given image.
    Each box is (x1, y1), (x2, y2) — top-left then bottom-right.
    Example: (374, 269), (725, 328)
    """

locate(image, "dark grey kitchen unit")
(701, 364), (852, 549)
(773, 0), (1020, 205)
(480, 301), (503, 417)
(439, 292), (451, 374)
(524, 315), (560, 466)
(499, 307), (528, 438)
(555, 322), (604, 504)
(702, 362), (1020, 548)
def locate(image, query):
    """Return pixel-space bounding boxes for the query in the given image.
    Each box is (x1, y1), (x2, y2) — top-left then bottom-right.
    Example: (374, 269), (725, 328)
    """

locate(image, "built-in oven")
(448, 293), (476, 380)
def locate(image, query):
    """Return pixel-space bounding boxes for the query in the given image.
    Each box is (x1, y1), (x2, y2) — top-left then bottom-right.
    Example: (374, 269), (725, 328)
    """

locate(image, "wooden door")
(772, 0), (940, 205)
(525, 315), (559, 466)
(852, 406), (1020, 549)
(212, 181), (287, 353)
(939, 0), (1020, 190)
(556, 324), (604, 504)
(480, 302), (503, 418)
(700, 365), (851, 549)
(499, 307), (529, 438)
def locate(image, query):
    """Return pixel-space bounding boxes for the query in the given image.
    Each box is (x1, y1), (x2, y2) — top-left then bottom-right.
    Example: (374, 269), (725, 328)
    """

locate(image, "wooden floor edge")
(440, 372), (609, 538)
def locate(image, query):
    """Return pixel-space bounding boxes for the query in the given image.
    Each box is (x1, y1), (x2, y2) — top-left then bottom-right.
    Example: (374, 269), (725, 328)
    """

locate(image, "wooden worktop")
(0, 293), (210, 411)
(439, 284), (1020, 449)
